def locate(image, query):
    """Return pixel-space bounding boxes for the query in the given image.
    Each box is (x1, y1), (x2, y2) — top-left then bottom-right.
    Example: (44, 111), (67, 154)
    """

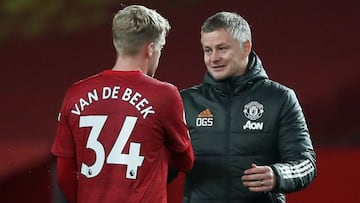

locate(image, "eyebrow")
(202, 43), (229, 48)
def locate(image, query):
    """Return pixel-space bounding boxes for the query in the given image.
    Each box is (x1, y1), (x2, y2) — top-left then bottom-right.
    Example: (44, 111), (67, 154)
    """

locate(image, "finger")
(243, 177), (276, 192)
(244, 164), (272, 175)
(244, 180), (273, 192)
(241, 173), (266, 181)
(243, 167), (257, 175)
(243, 164), (267, 175)
(242, 180), (262, 187)
(248, 184), (273, 192)
(242, 177), (268, 186)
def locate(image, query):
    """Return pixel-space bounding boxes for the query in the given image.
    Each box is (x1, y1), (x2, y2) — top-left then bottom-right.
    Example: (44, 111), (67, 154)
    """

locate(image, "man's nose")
(210, 51), (220, 62)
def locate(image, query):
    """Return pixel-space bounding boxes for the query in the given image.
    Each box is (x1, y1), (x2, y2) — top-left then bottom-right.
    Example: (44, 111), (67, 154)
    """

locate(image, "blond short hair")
(112, 5), (170, 55)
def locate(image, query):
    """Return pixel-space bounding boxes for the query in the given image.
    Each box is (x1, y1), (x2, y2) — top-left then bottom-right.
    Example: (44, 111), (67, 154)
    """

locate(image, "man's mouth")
(212, 65), (226, 71)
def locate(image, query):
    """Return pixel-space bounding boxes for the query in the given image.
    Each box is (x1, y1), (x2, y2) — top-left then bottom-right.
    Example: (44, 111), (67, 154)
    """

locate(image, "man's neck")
(112, 55), (147, 73)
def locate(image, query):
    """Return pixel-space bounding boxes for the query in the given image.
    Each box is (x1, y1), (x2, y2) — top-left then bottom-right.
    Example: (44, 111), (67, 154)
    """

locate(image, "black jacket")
(179, 52), (316, 203)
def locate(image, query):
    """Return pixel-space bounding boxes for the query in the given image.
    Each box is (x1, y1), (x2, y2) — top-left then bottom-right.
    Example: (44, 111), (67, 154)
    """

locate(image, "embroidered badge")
(243, 101), (264, 121)
(243, 101), (264, 130)
(196, 108), (214, 127)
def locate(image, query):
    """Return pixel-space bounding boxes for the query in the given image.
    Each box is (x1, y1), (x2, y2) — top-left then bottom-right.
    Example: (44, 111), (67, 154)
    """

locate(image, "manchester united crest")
(243, 101), (264, 121)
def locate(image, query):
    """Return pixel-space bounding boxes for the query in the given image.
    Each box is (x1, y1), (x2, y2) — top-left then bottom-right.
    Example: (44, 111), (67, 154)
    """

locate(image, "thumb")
(251, 163), (258, 168)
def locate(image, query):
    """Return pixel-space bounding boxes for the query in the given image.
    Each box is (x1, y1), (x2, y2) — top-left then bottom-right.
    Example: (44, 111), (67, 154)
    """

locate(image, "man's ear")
(243, 40), (252, 54)
(146, 42), (154, 58)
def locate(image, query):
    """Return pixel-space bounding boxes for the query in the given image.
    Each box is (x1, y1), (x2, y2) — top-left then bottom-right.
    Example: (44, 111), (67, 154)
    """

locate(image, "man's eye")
(204, 49), (212, 54)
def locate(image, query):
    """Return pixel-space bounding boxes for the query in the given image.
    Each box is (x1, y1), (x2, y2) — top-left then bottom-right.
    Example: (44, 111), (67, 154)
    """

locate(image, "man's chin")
(210, 72), (228, 80)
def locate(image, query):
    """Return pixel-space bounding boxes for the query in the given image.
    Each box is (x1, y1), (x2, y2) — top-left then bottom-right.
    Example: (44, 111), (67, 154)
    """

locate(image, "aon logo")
(196, 117), (213, 127)
(243, 120), (264, 130)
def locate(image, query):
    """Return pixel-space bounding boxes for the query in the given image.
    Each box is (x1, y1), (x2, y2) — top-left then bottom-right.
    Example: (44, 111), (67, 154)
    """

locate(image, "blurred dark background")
(0, 0), (359, 202)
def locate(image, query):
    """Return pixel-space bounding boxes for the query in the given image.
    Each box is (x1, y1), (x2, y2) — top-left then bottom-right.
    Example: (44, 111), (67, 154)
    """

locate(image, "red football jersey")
(51, 70), (191, 203)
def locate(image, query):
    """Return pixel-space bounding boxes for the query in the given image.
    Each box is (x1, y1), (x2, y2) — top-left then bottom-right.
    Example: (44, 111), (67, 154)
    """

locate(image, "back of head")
(112, 5), (171, 55)
(201, 12), (252, 45)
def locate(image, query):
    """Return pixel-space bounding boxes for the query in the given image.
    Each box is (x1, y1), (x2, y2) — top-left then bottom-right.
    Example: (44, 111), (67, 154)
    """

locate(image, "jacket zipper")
(225, 91), (233, 203)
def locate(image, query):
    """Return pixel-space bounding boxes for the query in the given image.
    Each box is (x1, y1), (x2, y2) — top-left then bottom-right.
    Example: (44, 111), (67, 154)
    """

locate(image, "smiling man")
(169, 11), (317, 203)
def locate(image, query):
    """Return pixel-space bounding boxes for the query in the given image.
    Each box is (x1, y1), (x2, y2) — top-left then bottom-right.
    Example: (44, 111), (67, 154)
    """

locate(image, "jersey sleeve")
(56, 157), (78, 203)
(161, 85), (191, 153)
(161, 85), (194, 172)
(51, 93), (76, 158)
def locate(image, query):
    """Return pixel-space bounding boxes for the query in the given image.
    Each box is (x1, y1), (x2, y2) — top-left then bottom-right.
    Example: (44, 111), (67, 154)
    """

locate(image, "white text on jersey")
(71, 86), (155, 119)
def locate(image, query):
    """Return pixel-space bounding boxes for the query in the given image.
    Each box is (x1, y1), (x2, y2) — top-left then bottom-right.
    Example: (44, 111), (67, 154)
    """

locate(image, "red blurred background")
(1, 0), (359, 202)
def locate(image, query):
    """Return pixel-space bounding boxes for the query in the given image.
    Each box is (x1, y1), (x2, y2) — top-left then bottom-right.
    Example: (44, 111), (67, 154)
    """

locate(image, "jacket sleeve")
(271, 89), (316, 193)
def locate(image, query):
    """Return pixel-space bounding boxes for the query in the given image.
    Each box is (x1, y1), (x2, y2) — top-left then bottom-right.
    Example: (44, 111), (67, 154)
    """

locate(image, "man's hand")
(241, 163), (276, 192)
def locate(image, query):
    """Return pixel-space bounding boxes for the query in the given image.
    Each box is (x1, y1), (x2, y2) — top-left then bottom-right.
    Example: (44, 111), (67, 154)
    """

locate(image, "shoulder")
(180, 84), (203, 97)
(261, 79), (296, 98)
(136, 76), (181, 101)
(67, 73), (102, 93)
(258, 80), (301, 110)
(149, 77), (179, 94)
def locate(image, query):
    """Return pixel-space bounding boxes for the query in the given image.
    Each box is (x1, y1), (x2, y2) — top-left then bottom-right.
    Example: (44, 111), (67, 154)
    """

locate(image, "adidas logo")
(198, 108), (213, 118)
(196, 108), (214, 127)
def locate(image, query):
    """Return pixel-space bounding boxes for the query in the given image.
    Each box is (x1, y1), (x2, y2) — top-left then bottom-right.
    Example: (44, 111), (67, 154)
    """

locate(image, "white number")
(107, 116), (144, 179)
(79, 115), (144, 179)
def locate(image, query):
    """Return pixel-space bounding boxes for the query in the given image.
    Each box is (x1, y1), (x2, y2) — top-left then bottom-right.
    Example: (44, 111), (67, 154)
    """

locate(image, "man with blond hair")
(52, 5), (194, 203)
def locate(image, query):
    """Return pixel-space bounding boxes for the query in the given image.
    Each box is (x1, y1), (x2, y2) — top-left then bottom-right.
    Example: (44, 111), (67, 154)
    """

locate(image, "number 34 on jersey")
(79, 115), (144, 180)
